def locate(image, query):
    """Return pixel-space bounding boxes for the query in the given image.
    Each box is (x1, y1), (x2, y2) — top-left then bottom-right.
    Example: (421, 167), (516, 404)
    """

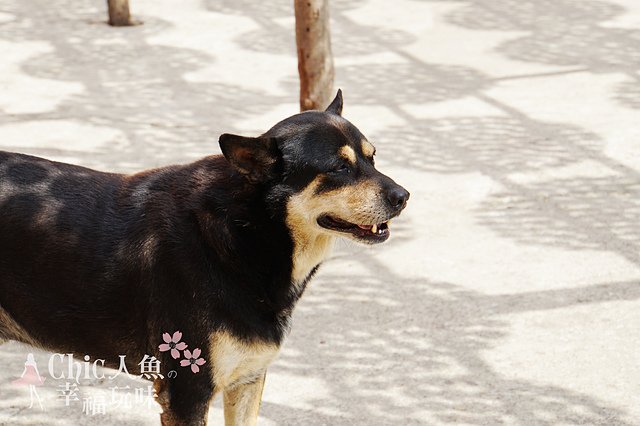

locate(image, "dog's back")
(0, 151), (148, 357)
(0, 150), (258, 363)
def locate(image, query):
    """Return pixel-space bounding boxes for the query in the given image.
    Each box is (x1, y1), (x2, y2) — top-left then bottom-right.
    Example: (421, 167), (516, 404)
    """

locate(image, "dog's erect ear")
(219, 134), (279, 183)
(325, 89), (343, 116)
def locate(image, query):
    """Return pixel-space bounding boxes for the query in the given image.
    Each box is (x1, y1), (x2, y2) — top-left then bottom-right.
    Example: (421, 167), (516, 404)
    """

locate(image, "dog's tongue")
(358, 224), (380, 234)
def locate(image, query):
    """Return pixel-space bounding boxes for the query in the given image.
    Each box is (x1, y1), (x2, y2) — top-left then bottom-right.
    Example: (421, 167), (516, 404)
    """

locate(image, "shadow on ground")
(0, 0), (287, 171)
(267, 244), (640, 424)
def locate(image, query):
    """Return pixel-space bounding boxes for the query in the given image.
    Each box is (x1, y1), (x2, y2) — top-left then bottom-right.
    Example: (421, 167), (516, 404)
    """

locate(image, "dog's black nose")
(387, 186), (410, 211)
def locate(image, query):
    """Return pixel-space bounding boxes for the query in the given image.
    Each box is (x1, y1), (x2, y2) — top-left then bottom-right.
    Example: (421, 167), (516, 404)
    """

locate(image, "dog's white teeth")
(371, 224), (377, 234)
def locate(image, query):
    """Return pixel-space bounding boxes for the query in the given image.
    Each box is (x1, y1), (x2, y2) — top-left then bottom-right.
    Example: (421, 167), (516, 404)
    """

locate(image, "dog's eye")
(333, 163), (351, 174)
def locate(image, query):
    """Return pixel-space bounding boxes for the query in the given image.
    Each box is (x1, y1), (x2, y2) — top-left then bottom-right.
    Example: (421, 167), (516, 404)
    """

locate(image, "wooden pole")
(107, 0), (132, 26)
(294, 0), (335, 111)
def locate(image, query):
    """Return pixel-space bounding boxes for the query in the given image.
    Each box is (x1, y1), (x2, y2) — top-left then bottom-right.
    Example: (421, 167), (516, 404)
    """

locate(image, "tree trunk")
(107, 0), (132, 26)
(294, 0), (335, 111)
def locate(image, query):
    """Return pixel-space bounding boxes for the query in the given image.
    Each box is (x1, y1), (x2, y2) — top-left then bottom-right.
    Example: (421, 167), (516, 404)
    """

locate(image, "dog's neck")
(283, 181), (336, 292)
(290, 231), (334, 286)
(193, 158), (330, 310)
(191, 157), (339, 319)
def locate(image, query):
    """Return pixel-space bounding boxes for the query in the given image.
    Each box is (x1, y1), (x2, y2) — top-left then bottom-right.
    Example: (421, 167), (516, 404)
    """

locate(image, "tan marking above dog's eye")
(339, 145), (357, 164)
(361, 140), (375, 158)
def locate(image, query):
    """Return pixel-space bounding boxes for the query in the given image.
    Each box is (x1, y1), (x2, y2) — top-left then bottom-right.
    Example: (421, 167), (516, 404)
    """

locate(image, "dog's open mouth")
(317, 215), (390, 243)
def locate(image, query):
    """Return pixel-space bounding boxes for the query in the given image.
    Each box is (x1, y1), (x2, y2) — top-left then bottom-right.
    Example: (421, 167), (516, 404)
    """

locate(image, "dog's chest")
(209, 332), (279, 390)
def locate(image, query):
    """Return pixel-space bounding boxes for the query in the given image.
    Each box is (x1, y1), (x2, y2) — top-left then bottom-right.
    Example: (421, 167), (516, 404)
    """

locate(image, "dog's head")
(219, 90), (409, 245)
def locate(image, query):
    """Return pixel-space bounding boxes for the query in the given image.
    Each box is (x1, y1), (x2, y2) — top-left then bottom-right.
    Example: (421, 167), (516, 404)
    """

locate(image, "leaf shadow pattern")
(614, 76), (640, 110)
(372, 116), (603, 174)
(340, 63), (488, 105)
(263, 246), (639, 425)
(477, 176), (640, 260)
(443, 0), (640, 109)
(328, 1), (640, 271)
(204, 0), (414, 58)
(0, 0), (288, 171)
(204, 0), (368, 20)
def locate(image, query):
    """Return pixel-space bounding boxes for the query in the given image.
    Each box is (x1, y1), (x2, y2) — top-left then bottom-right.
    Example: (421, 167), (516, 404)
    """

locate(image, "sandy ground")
(1, 0), (640, 424)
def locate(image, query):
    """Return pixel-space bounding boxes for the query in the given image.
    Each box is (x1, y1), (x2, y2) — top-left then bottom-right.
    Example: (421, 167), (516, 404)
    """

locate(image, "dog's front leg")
(155, 374), (213, 426)
(223, 371), (267, 426)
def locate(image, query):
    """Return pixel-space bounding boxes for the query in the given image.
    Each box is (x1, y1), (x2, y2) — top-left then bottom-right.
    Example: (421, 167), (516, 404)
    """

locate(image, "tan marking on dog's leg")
(361, 140), (375, 158)
(223, 371), (266, 426)
(338, 145), (356, 164)
(210, 331), (279, 390)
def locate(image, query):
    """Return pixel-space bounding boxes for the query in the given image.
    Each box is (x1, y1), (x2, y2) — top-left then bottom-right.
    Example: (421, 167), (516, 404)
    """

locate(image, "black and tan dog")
(0, 91), (408, 425)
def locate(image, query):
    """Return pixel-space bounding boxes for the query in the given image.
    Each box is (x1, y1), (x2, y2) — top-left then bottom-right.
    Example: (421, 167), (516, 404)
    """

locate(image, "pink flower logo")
(180, 349), (206, 373)
(158, 331), (188, 359)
